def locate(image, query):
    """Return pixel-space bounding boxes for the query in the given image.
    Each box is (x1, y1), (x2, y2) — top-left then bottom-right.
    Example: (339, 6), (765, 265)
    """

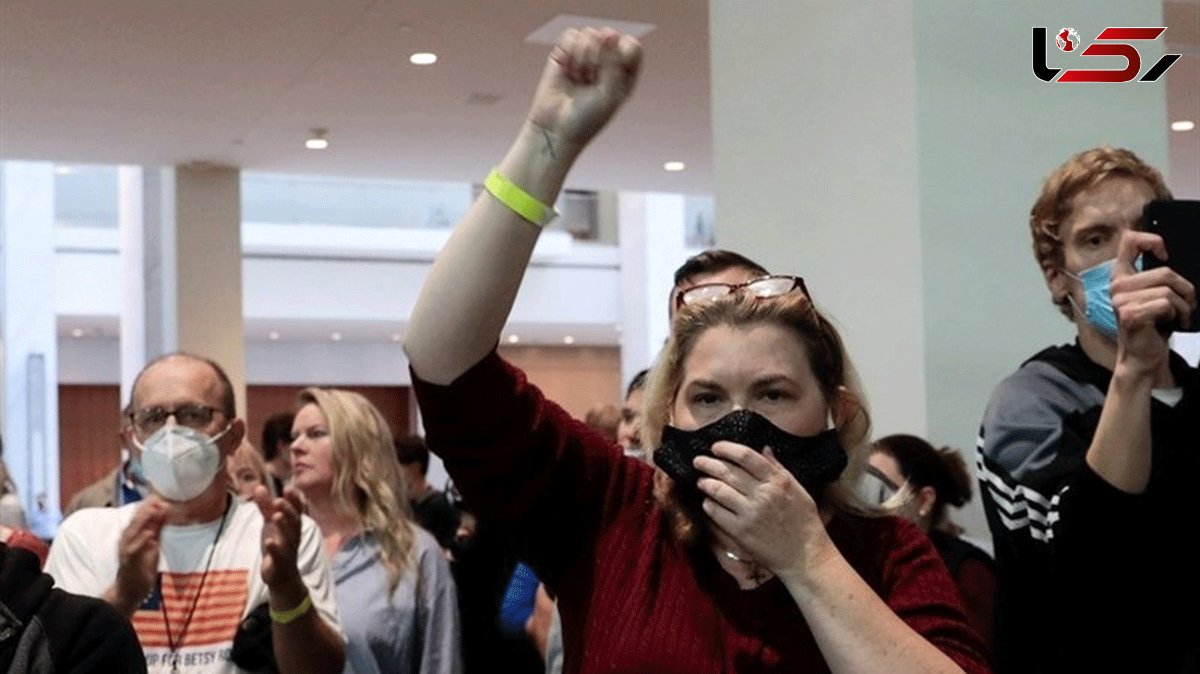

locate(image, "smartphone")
(1143, 200), (1200, 332)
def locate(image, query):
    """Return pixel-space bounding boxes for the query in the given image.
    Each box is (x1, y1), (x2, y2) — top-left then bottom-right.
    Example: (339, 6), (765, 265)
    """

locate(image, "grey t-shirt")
(334, 527), (462, 674)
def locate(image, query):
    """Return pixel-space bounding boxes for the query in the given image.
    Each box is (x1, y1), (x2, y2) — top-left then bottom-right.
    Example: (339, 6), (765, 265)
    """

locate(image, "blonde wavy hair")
(641, 291), (875, 545)
(298, 388), (415, 592)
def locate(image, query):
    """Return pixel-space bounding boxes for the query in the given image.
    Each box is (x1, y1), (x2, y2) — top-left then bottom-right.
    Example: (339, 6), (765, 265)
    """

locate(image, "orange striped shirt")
(132, 569), (249, 649)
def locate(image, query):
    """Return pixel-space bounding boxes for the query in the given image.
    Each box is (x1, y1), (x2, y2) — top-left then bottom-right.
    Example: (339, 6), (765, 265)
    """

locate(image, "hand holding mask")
(653, 409), (847, 567)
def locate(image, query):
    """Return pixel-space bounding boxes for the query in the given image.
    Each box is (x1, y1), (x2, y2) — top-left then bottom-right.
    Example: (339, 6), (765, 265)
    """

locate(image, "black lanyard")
(161, 495), (231, 674)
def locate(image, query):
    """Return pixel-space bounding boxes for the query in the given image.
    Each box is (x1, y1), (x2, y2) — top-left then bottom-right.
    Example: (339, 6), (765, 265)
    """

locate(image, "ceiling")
(3, 1), (1196, 347)
(1, 1), (1196, 196)
(0, 1), (1195, 194)
(0, 0), (714, 194)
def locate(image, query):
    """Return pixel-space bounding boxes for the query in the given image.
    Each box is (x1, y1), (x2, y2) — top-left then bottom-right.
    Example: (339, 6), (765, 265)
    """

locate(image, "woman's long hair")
(641, 291), (874, 545)
(298, 388), (415, 592)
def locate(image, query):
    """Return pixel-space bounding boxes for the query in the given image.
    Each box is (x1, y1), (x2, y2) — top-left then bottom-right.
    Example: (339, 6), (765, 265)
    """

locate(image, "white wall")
(55, 224), (623, 344)
(709, 0), (1171, 541)
(914, 0), (1168, 537)
(710, 1), (927, 440)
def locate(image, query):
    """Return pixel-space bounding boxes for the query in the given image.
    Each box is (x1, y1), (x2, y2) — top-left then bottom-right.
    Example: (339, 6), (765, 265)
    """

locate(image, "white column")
(618, 192), (688, 388)
(119, 166), (177, 404)
(119, 165), (246, 415)
(709, 1), (927, 440)
(1, 162), (61, 512)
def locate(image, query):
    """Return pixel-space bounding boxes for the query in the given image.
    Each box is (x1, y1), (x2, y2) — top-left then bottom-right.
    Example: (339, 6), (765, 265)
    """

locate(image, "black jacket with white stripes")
(977, 341), (1199, 674)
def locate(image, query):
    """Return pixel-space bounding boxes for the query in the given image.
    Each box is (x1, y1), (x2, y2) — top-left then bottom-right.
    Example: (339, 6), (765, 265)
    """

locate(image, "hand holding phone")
(1142, 200), (1200, 332)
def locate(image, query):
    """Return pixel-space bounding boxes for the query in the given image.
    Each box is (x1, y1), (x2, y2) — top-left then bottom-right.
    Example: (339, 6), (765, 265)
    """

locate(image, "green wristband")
(269, 593), (313, 624)
(483, 169), (559, 227)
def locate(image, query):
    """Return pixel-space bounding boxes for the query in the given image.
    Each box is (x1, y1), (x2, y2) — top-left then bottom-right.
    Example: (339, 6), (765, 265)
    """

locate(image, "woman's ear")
(915, 485), (938, 519)
(830, 386), (858, 428)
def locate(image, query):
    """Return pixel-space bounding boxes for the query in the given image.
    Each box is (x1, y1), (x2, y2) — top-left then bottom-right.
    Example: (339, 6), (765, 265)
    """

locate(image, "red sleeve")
(955, 557), (996, 657)
(874, 518), (992, 674)
(411, 351), (650, 582)
(5, 528), (50, 568)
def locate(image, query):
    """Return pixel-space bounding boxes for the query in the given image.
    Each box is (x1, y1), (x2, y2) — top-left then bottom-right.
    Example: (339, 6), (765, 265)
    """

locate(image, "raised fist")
(526, 27), (642, 151)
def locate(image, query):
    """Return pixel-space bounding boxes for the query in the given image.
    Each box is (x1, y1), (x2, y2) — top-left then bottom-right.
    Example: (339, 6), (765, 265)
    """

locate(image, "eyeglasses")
(674, 275), (810, 310)
(130, 405), (223, 436)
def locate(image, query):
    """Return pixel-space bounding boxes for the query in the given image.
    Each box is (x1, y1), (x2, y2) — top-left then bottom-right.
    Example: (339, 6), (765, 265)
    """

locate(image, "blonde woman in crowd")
(403, 28), (988, 673)
(290, 387), (462, 674)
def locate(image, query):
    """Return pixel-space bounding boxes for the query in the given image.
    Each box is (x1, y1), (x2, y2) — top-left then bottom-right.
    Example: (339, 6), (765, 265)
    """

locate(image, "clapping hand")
(110, 496), (167, 615)
(253, 485), (304, 588)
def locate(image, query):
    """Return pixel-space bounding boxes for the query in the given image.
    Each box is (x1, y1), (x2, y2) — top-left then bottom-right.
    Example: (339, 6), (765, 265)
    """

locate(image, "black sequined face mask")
(653, 409), (848, 503)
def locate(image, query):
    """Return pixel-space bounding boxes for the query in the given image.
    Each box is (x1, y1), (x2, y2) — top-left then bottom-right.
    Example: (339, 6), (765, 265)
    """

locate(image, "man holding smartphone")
(976, 146), (1198, 673)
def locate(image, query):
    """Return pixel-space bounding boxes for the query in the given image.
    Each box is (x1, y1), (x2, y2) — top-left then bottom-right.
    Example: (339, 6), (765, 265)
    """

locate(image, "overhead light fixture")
(305, 128), (329, 150)
(390, 333), (402, 342)
(563, 335), (575, 345)
(55, 165), (76, 176)
(663, 161), (686, 172)
(1171, 120), (1195, 132)
(268, 330), (280, 341)
(410, 52), (437, 65)
(70, 327), (85, 338)
(331, 331), (343, 342)
(507, 334), (520, 344)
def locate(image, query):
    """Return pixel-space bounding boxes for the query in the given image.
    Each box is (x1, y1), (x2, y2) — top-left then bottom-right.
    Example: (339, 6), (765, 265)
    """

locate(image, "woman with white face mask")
(403, 28), (989, 673)
(289, 388), (462, 674)
(865, 435), (996, 656)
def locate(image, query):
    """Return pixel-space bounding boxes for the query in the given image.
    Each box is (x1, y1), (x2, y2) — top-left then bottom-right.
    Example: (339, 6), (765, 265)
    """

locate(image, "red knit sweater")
(414, 352), (990, 673)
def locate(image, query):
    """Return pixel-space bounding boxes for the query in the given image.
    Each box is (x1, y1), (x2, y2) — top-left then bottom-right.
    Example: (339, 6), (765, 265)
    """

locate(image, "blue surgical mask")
(1062, 256), (1142, 340)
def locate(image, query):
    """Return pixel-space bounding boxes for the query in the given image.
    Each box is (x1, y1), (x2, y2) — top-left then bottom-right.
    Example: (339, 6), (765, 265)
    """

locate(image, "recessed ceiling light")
(268, 330), (280, 341)
(55, 165), (76, 176)
(563, 335), (575, 345)
(663, 161), (686, 172)
(70, 327), (85, 338)
(331, 331), (343, 342)
(410, 52), (437, 65)
(305, 128), (329, 150)
(390, 333), (403, 342)
(507, 334), (520, 344)
(1171, 120), (1195, 132)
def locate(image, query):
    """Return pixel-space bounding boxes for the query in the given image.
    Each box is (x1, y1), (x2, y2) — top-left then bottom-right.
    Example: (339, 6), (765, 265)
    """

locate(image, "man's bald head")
(130, 353), (236, 419)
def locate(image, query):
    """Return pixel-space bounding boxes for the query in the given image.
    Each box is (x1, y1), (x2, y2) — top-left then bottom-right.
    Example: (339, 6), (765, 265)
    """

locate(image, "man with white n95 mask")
(46, 353), (345, 674)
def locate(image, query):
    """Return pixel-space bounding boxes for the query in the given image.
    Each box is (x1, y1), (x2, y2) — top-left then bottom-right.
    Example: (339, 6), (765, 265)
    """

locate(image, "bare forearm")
(405, 122), (582, 384)
(780, 554), (963, 674)
(1085, 363), (1155, 493)
(270, 580), (345, 674)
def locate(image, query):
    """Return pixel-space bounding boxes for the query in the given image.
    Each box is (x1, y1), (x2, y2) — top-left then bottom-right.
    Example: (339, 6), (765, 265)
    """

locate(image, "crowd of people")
(0, 27), (1194, 674)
